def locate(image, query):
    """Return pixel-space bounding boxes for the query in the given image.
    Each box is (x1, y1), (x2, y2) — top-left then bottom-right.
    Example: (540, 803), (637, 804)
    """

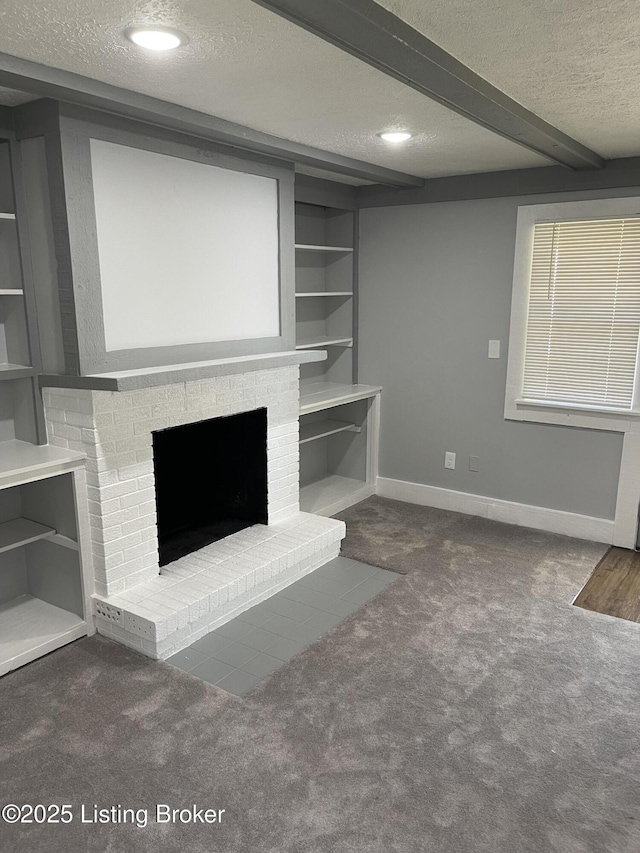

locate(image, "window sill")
(506, 397), (638, 433)
(515, 398), (640, 417)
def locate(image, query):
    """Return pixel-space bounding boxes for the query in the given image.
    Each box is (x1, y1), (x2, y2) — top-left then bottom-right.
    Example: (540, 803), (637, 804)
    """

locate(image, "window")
(505, 196), (640, 430)
(523, 217), (640, 410)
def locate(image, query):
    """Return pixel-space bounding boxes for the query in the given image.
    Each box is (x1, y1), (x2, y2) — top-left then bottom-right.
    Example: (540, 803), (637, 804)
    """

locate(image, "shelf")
(299, 382), (382, 415)
(0, 289), (23, 296)
(0, 364), (34, 380)
(0, 595), (86, 677)
(0, 518), (56, 554)
(0, 440), (85, 489)
(41, 350), (325, 392)
(296, 336), (353, 350)
(299, 418), (360, 445)
(295, 292), (353, 298)
(300, 474), (375, 517)
(0, 212), (16, 221)
(295, 244), (353, 253)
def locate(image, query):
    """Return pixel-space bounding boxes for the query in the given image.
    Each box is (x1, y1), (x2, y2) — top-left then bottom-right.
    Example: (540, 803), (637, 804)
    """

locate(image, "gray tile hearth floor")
(166, 557), (398, 694)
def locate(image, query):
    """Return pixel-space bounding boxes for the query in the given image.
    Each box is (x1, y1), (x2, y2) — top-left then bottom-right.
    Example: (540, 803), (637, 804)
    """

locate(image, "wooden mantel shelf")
(39, 350), (327, 393)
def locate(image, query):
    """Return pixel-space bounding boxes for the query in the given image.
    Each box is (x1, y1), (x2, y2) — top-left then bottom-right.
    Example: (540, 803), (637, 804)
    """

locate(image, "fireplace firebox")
(152, 408), (268, 566)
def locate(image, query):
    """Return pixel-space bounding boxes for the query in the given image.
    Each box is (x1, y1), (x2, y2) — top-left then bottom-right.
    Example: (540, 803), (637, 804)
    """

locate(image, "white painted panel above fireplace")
(89, 139), (280, 351)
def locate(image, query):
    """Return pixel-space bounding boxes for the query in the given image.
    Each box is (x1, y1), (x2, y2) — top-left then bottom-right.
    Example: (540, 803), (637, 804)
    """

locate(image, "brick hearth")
(42, 365), (344, 658)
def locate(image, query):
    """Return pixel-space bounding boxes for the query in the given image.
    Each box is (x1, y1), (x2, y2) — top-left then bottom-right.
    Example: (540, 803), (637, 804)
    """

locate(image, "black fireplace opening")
(152, 408), (268, 566)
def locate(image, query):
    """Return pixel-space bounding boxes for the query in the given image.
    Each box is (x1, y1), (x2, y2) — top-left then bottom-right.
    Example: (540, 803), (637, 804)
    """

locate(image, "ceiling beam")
(250, 0), (605, 171)
(357, 156), (640, 208)
(0, 51), (424, 188)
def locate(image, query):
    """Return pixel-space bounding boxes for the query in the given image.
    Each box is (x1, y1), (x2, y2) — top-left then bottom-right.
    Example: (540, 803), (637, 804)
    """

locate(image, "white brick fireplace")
(42, 361), (345, 659)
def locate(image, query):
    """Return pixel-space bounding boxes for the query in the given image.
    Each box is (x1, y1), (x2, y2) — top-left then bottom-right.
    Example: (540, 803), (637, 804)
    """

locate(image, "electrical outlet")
(488, 340), (501, 359)
(444, 451), (456, 470)
(469, 455), (480, 472)
(93, 600), (124, 627)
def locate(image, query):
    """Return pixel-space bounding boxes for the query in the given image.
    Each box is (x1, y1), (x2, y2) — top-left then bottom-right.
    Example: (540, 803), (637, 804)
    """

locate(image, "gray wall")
(358, 191), (634, 520)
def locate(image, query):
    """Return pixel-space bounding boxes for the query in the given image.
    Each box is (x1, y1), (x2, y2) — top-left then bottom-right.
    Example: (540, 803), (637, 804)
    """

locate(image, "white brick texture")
(43, 366), (302, 598)
(44, 366), (346, 659)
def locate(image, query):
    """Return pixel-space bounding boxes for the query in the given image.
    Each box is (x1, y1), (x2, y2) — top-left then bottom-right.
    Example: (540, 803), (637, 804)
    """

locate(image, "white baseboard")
(376, 477), (614, 544)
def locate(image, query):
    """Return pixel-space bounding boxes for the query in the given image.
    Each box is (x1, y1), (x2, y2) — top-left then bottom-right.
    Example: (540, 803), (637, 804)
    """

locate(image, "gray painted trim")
(7, 138), (47, 442)
(56, 115), (105, 374)
(29, 105), (84, 376)
(0, 122), (49, 444)
(0, 106), (13, 137)
(27, 378), (46, 445)
(52, 111), (299, 375)
(357, 156), (640, 208)
(352, 209), (359, 384)
(39, 349), (326, 392)
(250, 0), (603, 170)
(279, 175), (297, 351)
(295, 174), (357, 210)
(12, 98), (59, 139)
(10, 138), (45, 375)
(0, 52), (422, 188)
(58, 102), (300, 173)
(47, 126), (81, 375)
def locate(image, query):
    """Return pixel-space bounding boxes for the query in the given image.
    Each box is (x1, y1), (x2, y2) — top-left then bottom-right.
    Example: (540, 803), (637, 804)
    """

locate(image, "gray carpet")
(2, 496), (640, 853)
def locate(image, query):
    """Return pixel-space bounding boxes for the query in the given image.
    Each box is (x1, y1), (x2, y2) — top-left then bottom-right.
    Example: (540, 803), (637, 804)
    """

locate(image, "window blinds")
(522, 217), (640, 409)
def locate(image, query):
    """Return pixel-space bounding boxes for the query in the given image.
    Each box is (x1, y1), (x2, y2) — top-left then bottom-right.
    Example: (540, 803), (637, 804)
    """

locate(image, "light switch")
(488, 340), (500, 359)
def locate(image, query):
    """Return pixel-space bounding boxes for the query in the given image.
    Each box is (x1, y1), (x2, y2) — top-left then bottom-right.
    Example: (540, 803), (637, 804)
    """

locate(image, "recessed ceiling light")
(124, 26), (188, 51)
(378, 131), (413, 144)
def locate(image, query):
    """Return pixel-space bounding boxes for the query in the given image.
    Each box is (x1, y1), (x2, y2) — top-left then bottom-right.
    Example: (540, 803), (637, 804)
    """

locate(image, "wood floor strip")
(574, 547), (640, 624)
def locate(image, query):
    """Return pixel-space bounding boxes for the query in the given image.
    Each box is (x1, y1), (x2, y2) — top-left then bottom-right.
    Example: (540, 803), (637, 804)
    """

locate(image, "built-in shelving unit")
(0, 444), (90, 677)
(0, 133), (93, 677)
(0, 138), (42, 447)
(294, 188), (381, 516)
(294, 200), (356, 387)
(298, 383), (380, 516)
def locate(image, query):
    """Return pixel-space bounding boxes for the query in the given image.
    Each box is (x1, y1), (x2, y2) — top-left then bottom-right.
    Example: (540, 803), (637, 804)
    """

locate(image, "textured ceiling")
(0, 0), (552, 179)
(376, 0), (640, 159)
